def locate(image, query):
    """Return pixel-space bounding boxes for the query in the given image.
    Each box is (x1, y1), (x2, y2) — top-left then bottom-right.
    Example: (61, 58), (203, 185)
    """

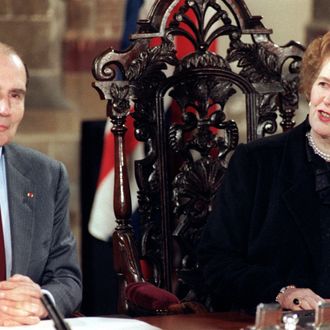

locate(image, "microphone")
(41, 293), (72, 330)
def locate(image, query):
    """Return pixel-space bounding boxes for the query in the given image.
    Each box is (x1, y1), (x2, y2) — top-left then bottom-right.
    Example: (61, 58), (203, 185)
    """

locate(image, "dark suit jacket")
(4, 143), (82, 317)
(198, 118), (321, 311)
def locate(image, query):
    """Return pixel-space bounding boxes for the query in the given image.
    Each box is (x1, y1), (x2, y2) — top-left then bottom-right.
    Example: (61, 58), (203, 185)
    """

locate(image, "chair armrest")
(125, 282), (180, 311)
(125, 282), (207, 315)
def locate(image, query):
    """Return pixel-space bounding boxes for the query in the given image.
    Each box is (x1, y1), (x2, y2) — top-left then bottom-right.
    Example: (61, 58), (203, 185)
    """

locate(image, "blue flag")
(121, 0), (144, 50)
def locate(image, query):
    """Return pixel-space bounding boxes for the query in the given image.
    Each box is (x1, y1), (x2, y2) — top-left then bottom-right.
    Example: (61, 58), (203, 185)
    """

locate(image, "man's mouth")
(0, 124), (9, 131)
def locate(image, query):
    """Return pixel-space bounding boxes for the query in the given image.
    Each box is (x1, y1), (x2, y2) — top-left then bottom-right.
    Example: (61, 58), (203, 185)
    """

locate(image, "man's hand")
(0, 274), (48, 326)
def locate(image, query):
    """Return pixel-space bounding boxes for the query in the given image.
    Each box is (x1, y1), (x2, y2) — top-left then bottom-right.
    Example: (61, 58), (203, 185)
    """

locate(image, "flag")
(88, 117), (143, 241)
(88, 0), (150, 241)
(121, 0), (145, 50)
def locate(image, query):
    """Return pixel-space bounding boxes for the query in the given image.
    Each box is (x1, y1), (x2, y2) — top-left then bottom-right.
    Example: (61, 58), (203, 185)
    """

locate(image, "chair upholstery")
(92, 0), (304, 315)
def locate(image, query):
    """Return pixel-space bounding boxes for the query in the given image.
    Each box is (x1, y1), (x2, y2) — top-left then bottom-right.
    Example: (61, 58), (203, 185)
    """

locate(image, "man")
(0, 43), (82, 326)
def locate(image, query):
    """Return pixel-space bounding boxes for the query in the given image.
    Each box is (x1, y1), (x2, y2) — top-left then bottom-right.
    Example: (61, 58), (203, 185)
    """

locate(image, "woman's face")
(309, 58), (330, 139)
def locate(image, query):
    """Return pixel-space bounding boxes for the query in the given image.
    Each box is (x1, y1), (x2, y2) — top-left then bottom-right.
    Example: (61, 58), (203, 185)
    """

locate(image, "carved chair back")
(92, 0), (304, 314)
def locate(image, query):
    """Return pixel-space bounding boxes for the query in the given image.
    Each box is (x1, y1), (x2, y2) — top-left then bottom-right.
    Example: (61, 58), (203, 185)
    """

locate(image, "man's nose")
(0, 98), (10, 115)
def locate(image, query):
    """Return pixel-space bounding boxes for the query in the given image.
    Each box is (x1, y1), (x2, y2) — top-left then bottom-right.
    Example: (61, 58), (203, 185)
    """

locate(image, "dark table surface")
(138, 312), (256, 330)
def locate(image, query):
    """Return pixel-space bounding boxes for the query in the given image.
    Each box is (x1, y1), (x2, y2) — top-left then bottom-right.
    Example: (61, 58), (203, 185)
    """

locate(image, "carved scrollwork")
(108, 84), (130, 120)
(228, 40), (281, 83)
(177, 51), (230, 72)
(256, 93), (279, 137)
(281, 74), (300, 109)
(173, 157), (225, 227)
(228, 37), (303, 135)
(168, 0), (239, 52)
(168, 115), (239, 161)
(168, 76), (237, 160)
(257, 114), (278, 137)
(127, 41), (177, 81)
(135, 159), (161, 222)
(172, 157), (225, 302)
(140, 222), (162, 286)
(213, 118), (239, 158)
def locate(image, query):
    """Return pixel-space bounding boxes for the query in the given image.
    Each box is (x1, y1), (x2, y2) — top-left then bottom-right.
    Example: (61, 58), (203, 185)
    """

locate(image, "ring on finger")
(293, 298), (301, 306)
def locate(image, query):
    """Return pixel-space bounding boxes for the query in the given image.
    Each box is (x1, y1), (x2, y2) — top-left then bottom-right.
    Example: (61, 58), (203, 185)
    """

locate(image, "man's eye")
(10, 92), (24, 100)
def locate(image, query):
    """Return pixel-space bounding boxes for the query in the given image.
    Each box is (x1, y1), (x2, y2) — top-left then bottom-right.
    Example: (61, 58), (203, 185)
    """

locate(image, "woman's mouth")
(318, 110), (330, 121)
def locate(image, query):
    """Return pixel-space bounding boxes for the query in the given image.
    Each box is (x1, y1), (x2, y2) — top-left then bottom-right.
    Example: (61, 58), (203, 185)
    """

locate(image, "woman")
(198, 31), (330, 312)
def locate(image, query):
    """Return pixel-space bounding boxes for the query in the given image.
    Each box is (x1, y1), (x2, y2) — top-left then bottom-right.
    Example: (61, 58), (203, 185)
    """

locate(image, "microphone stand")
(41, 293), (72, 330)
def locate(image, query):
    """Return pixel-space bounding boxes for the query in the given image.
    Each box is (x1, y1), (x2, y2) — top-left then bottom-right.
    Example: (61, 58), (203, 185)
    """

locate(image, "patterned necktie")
(0, 210), (6, 281)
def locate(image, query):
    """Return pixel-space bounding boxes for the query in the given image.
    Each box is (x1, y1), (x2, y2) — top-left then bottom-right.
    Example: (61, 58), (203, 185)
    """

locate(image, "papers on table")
(0, 317), (162, 330)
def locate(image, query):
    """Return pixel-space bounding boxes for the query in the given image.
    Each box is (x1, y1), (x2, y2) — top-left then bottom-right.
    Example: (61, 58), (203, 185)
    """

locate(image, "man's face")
(0, 52), (27, 146)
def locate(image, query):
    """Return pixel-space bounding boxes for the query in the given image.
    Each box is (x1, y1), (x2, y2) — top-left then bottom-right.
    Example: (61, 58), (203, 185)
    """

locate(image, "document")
(0, 317), (161, 330)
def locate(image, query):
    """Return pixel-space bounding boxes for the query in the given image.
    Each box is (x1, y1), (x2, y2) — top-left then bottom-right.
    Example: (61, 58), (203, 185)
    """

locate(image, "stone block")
(52, 140), (80, 182)
(11, 0), (49, 15)
(18, 107), (79, 135)
(12, 139), (50, 156)
(63, 73), (105, 120)
(95, 0), (125, 39)
(313, 0), (330, 21)
(0, 2), (10, 15)
(63, 38), (119, 71)
(306, 23), (329, 44)
(25, 72), (70, 109)
(0, 21), (61, 69)
(67, 0), (93, 33)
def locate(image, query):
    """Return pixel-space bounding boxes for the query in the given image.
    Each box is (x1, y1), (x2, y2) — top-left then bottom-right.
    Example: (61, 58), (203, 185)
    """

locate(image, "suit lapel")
(4, 145), (35, 275)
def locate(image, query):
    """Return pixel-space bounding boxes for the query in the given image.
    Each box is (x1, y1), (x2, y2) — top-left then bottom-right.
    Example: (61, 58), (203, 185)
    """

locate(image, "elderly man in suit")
(0, 43), (82, 326)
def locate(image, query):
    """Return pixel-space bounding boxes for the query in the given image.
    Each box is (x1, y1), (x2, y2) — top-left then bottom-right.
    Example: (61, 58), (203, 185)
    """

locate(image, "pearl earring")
(309, 102), (311, 107)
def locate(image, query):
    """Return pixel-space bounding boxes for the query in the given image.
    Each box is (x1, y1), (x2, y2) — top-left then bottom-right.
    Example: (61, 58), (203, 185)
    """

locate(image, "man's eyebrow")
(10, 88), (26, 95)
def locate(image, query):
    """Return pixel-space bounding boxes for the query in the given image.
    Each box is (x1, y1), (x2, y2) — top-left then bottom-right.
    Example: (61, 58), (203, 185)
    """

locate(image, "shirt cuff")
(41, 289), (56, 306)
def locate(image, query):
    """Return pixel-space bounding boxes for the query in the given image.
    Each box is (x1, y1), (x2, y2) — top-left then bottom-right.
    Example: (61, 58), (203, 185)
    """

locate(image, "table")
(138, 312), (255, 330)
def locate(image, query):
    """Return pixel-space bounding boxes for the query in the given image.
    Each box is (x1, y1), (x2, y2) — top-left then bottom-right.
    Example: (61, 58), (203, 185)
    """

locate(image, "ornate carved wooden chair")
(92, 0), (304, 315)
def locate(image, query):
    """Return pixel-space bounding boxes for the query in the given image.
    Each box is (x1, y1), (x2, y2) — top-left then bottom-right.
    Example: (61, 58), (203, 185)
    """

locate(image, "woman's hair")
(300, 31), (330, 101)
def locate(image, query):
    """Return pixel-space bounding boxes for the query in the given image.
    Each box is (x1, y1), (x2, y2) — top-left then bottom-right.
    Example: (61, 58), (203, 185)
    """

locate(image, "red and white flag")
(88, 115), (143, 241)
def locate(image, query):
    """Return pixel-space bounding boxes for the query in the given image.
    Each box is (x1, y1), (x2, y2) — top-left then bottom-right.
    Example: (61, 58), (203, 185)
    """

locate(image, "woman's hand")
(277, 287), (325, 311)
